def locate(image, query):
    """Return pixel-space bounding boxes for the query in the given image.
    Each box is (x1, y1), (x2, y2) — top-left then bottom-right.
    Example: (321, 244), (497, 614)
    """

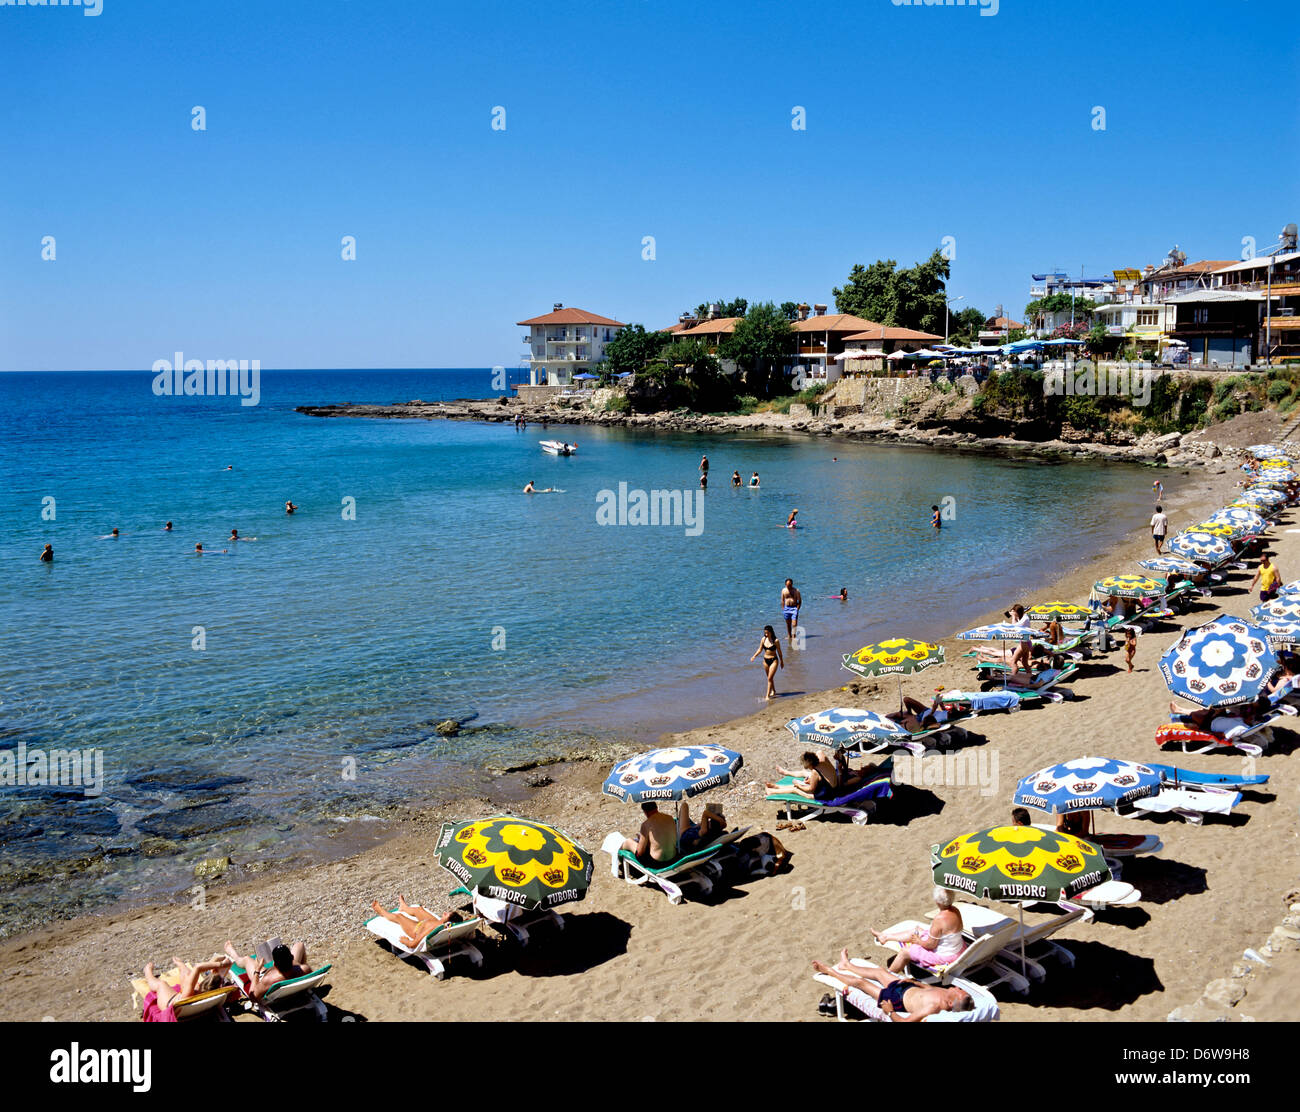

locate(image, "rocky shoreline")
(296, 397), (1236, 471)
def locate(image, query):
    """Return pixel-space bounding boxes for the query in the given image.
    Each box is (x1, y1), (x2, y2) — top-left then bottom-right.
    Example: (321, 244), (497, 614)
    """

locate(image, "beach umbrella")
(1208, 508), (1268, 533)
(1137, 556), (1204, 579)
(1278, 579), (1300, 596)
(1249, 476), (1292, 490)
(1094, 574), (1163, 600)
(1013, 756), (1162, 814)
(1187, 520), (1235, 537)
(784, 708), (907, 750)
(842, 638), (945, 707)
(1252, 597), (1300, 622)
(1228, 498), (1276, 515)
(1239, 486), (1286, 504)
(1159, 616), (1277, 708)
(932, 826), (1112, 905)
(602, 745), (743, 803)
(1249, 444), (1287, 458)
(1166, 530), (1233, 564)
(1024, 601), (1092, 623)
(954, 623), (1043, 642)
(1259, 457), (1292, 469)
(1258, 620), (1300, 647)
(433, 816), (594, 910)
(1257, 467), (1296, 479)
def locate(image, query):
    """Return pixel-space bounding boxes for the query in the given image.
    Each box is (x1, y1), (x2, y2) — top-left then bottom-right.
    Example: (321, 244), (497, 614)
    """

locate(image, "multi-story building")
(517, 304), (626, 387)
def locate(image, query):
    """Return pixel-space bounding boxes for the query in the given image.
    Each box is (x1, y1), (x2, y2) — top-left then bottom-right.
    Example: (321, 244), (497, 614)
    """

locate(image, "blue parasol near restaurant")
(602, 745), (743, 802)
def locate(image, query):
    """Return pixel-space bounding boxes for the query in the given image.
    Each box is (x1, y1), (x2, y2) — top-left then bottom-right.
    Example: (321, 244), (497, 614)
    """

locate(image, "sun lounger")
(872, 919), (1030, 996)
(1155, 706), (1292, 757)
(1124, 785), (1242, 825)
(229, 958), (332, 1022)
(364, 904), (484, 979)
(999, 661), (1079, 701)
(451, 887), (566, 945)
(1146, 762), (1269, 787)
(130, 969), (238, 1022)
(764, 774), (893, 824)
(928, 902), (1087, 982)
(813, 970), (999, 1022)
(599, 826), (751, 904)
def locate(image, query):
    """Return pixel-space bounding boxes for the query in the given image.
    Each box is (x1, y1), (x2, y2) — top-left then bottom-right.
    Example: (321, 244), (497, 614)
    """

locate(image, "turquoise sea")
(0, 369), (1157, 933)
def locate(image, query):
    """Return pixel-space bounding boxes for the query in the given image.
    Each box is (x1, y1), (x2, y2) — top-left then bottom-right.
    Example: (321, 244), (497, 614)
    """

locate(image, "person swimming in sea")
(731, 470), (742, 487)
(837, 587), (848, 601)
(750, 472), (760, 488)
(787, 509), (798, 529)
(40, 544), (53, 562)
(164, 521), (173, 531)
(523, 481), (557, 494)
(931, 504), (941, 530)
(285, 501), (298, 515)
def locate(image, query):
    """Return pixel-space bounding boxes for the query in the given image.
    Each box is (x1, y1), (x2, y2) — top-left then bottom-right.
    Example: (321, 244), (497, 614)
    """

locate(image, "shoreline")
(2, 418), (1297, 1022)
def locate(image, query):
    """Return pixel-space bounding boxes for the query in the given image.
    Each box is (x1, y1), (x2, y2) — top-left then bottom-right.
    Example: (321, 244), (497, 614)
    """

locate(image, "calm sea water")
(0, 369), (1156, 932)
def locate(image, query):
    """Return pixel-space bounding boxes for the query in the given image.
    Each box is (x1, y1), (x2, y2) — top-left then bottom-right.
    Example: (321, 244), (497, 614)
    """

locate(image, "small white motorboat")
(540, 440), (577, 456)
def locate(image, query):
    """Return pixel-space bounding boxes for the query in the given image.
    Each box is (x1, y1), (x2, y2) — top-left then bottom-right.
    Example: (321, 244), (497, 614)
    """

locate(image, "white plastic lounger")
(1003, 662), (1078, 702)
(813, 970), (999, 1022)
(1126, 785), (1242, 825)
(874, 919), (1030, 996)
(599, 827), (751, 904)
(364, 906), (484, 979)
(465, 890), (565, 946)
(931, 902), (1087, 982)
(229, 962), (332, 1022)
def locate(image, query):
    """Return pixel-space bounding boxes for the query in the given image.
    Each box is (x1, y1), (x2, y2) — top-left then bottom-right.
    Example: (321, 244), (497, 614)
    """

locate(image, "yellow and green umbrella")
(434, 815), (594, 910)
(1025, 601), (1092, 622)
(1094, 574), (1163, 600)
(842, 638), (944, 683)
(932, 825), (1111, 904)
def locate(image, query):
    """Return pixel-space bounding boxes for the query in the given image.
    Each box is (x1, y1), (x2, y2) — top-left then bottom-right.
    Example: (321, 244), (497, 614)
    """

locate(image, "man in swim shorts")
(812, 954), (972, 1021)
(781, 578), (802, 643)
(620, 802), (679, 866)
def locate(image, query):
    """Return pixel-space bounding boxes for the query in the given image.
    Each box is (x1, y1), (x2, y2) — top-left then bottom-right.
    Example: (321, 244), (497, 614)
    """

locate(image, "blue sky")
(2, 0), (1296, 370)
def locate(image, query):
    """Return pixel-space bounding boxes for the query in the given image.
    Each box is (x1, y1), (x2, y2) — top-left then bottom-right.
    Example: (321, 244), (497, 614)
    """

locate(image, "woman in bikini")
(766, 751), (837, 800)
(369, 895), (464, 948)
(751, 624), (783, 699)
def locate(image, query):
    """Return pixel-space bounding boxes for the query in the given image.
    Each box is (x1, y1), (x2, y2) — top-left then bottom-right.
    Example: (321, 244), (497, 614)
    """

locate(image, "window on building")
(1193, 308), (1209, 324)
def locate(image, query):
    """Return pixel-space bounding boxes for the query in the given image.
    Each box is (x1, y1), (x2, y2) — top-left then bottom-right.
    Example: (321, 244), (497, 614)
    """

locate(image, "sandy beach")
(3, 433), (1298, 1024)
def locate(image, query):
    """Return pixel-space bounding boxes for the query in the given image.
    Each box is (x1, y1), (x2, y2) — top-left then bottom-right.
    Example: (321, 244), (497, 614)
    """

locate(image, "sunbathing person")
(833, 749), (881, 791)
(370, 896), (464, 948)
(1168, 700), (1259, 735)
(676, 801), (726, 855)
(1056, 809), (1094, 838)
(140, 956), (231, 1022)
(620, 801), (680, 865)
(766, 751), (838, 800)
(812, 952), (972, 1021)
(870, 887), (968, 973)
(887, 691), (947, 732)
(223, 940), (312, 1000)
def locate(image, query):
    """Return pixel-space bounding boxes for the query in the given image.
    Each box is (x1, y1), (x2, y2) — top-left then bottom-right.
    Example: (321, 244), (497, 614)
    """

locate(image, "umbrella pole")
(1019, 903), (1027, 976)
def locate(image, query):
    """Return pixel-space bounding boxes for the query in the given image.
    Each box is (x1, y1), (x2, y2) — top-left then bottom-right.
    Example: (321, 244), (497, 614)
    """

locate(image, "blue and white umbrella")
(956, 623), (1042, 642)
(1239, 487), (1286, 507)
(1138, 556), (1205, 578)
(784, 708), (907, 749)
(1208, 508), (1268, 534)
(602, 745), (743, 802)
(1159, 616), (1277, 708)
(1278, 579), (1300, 597)
(1167, 530), (1233, 564)
(1249, 444), (1287, 459)
(1014, 756), (1162, 814)
(1252, 597), (1300, 622)
(1259, 620), (1300, 647)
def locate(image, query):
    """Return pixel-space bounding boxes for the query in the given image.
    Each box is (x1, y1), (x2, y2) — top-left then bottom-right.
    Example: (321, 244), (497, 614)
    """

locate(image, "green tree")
(1024, 292), (1098, 327)
(779, 301), (799, 321)
(720, 301), (796, 397)
(948, 306), (987, 345)
(832, 250), (952, 333)
(599, 324), (670, 380)
(692, 297), (748, 319)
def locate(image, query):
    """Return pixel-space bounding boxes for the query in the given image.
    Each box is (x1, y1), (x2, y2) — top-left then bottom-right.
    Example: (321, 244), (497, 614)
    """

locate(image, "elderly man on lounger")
(369, 896), (465, 949)
(812, 951), (972, 1021)
(870, 887), (969, 973)
(619, 801), (725, 866)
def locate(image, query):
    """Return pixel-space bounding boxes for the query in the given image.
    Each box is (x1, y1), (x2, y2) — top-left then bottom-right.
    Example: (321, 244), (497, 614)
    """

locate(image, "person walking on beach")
(780, 579), (802, 644)
(39, 544), (53, 563)
(1251, 554), (1282, 603)
(751, 624), (784, 699)
(1150, 505), (1168, 555)
(1124, 627), (1138, 673)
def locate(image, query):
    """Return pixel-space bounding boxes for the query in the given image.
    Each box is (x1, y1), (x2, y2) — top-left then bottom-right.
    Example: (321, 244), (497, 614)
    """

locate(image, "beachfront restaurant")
(1165, 290), (1262, 367)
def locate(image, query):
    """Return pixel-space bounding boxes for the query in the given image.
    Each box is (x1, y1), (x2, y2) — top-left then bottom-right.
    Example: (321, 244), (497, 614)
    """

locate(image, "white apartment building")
(517, 304), (626, 387)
